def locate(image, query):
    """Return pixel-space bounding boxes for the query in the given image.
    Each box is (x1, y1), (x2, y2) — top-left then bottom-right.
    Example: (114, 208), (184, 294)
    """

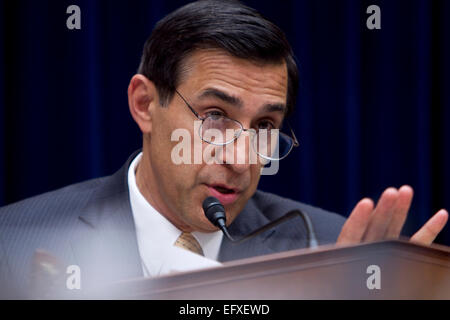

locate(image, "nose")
(217, 131), (258, 174)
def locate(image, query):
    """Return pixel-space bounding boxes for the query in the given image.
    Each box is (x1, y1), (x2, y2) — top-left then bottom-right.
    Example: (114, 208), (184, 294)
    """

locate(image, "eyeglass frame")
(174, 89), (300, 161)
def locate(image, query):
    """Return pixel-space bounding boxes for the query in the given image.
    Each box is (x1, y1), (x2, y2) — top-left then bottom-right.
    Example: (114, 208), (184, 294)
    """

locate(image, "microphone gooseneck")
(202, 196), (318, 248)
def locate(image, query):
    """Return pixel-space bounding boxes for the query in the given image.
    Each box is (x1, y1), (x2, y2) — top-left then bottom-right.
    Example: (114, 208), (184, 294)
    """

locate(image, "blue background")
(0, 0), (449, 245)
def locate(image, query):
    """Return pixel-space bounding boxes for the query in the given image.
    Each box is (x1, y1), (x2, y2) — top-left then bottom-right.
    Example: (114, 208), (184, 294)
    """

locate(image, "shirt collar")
(127, 152), (223, 272)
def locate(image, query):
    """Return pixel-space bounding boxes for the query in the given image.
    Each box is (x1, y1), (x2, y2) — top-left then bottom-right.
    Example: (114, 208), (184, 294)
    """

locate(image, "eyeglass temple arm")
(287, 121), (300, 147)
(175, 89), (203, 120)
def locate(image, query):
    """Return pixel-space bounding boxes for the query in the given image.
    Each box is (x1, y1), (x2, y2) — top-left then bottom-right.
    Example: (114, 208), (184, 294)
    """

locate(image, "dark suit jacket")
(0, 151), (345, 298)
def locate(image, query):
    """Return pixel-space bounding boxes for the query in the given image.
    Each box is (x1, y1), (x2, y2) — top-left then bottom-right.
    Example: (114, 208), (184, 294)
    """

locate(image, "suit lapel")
(218, 193), (310, 262)
(218, 199), (278, 262)
(70, 152), (144, 290)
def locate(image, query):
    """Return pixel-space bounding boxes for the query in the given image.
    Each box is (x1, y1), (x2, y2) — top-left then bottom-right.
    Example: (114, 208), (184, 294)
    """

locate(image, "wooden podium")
(101, 240), (450, 299)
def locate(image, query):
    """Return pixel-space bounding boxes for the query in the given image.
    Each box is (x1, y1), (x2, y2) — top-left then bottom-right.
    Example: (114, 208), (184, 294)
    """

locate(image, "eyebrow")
(262, 103), (287, 115)
(198, 88), (243, 108)
(197, 87), (287, 115)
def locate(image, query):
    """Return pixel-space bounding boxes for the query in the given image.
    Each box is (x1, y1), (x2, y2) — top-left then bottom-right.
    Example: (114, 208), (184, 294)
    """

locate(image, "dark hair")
(138, 0), (299, 116)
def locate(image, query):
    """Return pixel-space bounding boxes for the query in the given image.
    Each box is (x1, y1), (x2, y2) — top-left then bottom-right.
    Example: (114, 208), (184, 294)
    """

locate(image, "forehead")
(178, 49), (288, 105)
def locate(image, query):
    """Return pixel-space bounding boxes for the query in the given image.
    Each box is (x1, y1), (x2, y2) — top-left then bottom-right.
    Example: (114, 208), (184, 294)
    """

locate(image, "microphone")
(202, 196), (235, 242)
(202, 196), (318, 248)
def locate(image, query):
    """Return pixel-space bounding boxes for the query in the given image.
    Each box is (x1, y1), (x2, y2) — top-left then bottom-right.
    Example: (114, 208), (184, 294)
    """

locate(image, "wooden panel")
(97, 240), (450, 299)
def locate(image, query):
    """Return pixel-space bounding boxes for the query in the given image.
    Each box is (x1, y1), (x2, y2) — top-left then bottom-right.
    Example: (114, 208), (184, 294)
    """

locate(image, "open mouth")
(213, 186), (235, 194)
(205, 184), (240, 205)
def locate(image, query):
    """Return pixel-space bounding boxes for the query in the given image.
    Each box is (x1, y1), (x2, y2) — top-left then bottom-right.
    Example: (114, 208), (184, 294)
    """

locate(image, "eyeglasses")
(175, 90), (299, 161)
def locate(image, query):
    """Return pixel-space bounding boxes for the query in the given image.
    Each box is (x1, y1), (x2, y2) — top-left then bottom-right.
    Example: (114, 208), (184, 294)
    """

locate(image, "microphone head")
(202, 196), (226, 227)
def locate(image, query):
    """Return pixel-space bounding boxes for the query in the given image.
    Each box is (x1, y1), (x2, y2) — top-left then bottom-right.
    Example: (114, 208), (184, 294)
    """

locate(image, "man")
(0, 0), (447, 299)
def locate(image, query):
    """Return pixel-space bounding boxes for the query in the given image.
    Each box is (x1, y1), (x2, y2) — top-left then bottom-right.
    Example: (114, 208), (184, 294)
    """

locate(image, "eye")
(257, 119), (276, 130)
(204, 109), (226, 119)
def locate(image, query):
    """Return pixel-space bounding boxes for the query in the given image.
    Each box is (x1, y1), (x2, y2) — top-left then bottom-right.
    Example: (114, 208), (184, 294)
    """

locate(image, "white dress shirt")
(128, 152), (223, 277)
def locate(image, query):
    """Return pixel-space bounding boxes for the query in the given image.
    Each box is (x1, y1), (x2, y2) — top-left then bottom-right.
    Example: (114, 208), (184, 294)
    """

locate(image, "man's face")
(139, 49), (288, 232)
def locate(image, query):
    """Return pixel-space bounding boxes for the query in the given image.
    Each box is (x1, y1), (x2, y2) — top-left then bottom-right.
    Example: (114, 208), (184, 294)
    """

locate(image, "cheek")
(240, 166), (261, 204)
(226, 165), (261, 222)
(153, 111), (201, 164)
(152, 115), (191, 167)
(149, 121), (198, 191)
(249, 164), (262, 189)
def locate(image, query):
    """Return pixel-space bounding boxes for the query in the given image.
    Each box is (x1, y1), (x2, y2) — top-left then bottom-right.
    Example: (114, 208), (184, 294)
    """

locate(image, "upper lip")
(206, 183), (241, 193)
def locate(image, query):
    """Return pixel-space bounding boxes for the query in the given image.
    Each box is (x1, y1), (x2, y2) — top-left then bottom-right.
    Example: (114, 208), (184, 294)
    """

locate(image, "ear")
(128, 74), (158, 134)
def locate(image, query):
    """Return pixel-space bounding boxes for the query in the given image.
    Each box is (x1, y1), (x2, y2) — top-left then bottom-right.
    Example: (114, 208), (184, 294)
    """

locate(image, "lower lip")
(207, 186), (240, 205)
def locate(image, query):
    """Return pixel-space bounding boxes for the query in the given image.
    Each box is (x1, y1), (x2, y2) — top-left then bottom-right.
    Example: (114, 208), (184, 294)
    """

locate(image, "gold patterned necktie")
(174, 232), (204, 256)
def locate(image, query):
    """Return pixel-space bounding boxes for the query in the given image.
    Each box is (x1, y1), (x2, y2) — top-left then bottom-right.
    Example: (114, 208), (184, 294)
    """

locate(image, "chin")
(194, 220), (219, 233)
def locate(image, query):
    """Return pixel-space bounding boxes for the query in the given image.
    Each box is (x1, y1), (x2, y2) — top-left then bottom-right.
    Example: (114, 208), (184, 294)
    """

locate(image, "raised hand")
(337, 185), (448, 245)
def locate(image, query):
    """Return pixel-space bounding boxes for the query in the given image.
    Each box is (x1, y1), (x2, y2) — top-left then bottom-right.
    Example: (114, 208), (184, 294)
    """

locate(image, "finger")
(337, 198), (374, 245)
(363, 188), (399, 241)
(410, 209), (449, 245)
(384, 185), (414, 238)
